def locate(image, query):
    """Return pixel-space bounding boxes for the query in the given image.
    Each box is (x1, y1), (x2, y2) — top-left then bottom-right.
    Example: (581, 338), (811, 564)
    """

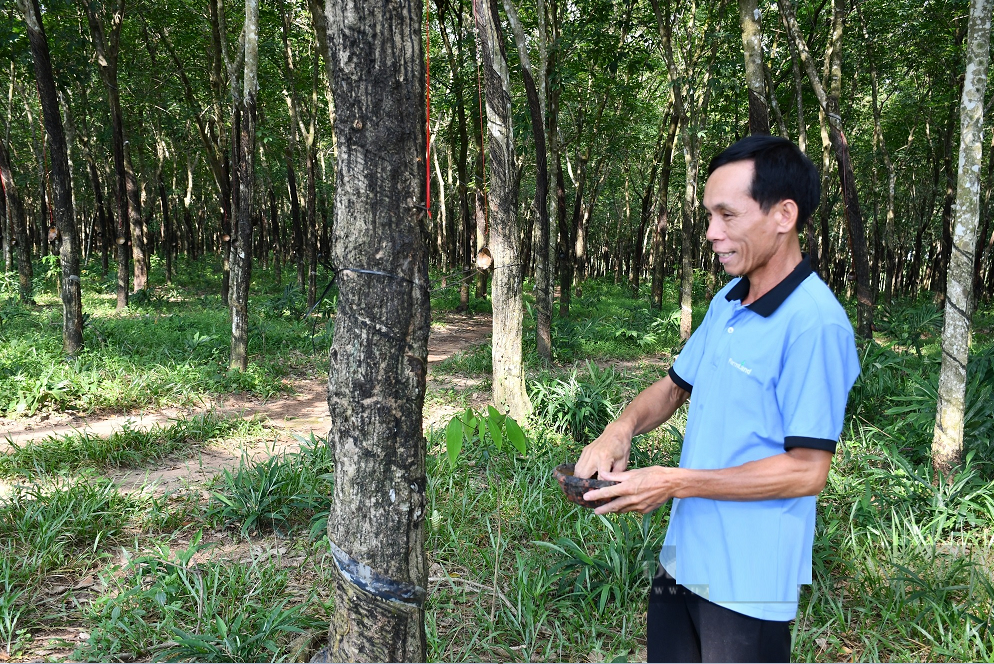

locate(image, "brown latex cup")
(554, 463), (619, 509)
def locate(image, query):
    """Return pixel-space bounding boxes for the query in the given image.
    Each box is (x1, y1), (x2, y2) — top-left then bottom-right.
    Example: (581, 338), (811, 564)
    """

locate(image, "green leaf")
(505, 417), (527, 455)
(446, 417), (464, 468)
(486, 406), (504, 452)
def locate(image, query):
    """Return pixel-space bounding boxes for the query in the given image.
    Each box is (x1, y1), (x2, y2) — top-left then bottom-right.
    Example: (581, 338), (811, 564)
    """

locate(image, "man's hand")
(574, 422), (634, 479)
(584, 466), (683, 515)
(573, 375), (690, 480)
(582, 447), (834, 515)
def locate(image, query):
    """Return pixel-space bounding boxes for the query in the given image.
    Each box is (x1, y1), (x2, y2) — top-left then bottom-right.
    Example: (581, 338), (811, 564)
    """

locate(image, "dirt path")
(0, 313), (492, 493)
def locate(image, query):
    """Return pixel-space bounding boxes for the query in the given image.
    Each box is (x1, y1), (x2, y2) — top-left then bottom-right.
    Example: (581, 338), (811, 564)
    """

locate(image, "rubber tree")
(82, 0), (132, 308)
(0, 140), (32, 302)
(503, 0), (552, 362)
(229, 0), (259, 371)
(475, 0), (533, 421)
(933, 0), (994, 482)
(739, 0), (769, 135)
(312, 0), (431, 659)
(652, 0), (719, 340)
(17, 0), (83, 355)
(780, 0), (875, 337)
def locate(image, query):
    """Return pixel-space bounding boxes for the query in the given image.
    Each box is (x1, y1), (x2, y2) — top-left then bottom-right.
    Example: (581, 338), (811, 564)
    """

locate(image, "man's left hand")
(583, 466), (684, 515)
(581, 449), (833, 515)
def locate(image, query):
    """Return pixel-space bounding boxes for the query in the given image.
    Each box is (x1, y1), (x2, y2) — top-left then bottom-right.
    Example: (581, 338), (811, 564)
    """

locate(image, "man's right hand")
(572, 375), (690, 480)
(574, 421), (634, 479)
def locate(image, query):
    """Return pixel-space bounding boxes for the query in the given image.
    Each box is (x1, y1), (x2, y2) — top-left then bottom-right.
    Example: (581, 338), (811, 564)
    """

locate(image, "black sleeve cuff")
(784, 436), (837, 453)
(668, 366), (692, 394)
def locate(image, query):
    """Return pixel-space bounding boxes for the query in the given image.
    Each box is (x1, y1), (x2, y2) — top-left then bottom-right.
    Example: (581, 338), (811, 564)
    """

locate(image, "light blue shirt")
(662, 258), (859, 621)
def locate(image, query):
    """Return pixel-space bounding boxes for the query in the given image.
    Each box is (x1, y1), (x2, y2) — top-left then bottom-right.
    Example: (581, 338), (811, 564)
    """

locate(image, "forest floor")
(5, 270), (994, 663)
(0, 312), (494, 496)
(0, 311), (496, 664)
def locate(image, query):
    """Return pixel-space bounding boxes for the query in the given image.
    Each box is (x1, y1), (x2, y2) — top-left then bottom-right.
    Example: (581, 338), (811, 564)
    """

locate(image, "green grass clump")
(76, 533), (323, 663)
(793, 431), (994, 662)
(0, 475), (140, 654)
(0, 413), (260, 476)
(530, 361), (627, 444)
(434, 343), (493, 375)
(209, 435), (334, 538)
(548, 277), (700, 363)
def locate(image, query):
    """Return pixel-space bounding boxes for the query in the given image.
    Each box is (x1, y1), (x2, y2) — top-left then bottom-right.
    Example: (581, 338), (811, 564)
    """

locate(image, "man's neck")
(741, 244), (804, 305)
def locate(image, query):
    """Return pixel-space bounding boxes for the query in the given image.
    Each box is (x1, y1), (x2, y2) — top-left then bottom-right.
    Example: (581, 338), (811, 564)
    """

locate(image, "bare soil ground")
(0, 313), (493, 495)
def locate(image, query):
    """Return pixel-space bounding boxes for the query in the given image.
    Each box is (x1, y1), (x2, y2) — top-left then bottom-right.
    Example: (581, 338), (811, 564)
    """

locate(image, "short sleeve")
(670, 298), (719, 392)
(776, 323), (860, 453)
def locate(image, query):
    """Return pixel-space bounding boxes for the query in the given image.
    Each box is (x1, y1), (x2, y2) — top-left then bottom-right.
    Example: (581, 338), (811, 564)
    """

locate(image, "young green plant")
(444, 405), (528, 621)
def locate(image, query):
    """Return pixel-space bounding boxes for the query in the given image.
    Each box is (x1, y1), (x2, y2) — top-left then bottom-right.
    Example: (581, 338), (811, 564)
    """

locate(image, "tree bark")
(19, 0), (83, 355)
(159, 181), (172, 283)
(475, 0), (532, 420)
(434, 0), (473, 311)
(933, 0), (993, 483)
(739, 0), (770, 135)
(312, 0), (430, 659)
(653, 0), (717, 340)
(0, 140), (32, 303)
(229, 0), (259, 372)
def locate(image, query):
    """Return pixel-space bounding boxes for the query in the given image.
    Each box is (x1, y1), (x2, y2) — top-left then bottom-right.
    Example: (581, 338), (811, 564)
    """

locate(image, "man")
(575, 135), (860, 663)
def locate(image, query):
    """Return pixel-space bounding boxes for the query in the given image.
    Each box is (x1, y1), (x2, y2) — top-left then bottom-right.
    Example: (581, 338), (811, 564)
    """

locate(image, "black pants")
(647, 567), (791, 663)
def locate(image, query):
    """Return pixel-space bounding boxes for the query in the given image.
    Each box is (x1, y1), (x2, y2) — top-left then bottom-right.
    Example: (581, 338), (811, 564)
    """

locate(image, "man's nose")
(705, 217), (722, 243)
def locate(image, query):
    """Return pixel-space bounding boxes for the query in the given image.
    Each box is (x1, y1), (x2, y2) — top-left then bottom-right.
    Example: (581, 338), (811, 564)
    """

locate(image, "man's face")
(702, 160), (792, 279)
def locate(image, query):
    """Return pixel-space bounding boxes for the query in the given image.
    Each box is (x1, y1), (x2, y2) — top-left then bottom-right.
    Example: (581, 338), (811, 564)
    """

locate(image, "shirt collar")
(725, 255), (813, 317)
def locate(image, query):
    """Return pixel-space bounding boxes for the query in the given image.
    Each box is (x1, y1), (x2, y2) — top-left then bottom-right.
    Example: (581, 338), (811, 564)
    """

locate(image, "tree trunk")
(1, 168), (8, 273)
(287, 151), (304, 290)
(83, 0), (130, 309)
(87, 161), (110, 275)
(269, 186), (282, 285)
(651, 111), (679, 308)
(475, 0), (532, 421)
(0, 141), (32, 303)
(229, 0), (259, 372)
(305, 146), (318, 309)
(159, 182), (172, 283)
(652, 0), (709, 340)
(739, 0), (769, 135)
(503, 0), (551, 362)
(780, 0), (874, 336)
(125, 152), (147, 292)
(435, 0), (473, 310)
(313, 0), (430, 659)
(19, 0), (82, 354)
(933, 0), (993, 483)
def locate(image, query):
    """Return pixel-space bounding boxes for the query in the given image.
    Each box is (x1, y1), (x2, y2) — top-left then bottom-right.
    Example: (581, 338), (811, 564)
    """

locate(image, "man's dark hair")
(707, 135), (820, 229)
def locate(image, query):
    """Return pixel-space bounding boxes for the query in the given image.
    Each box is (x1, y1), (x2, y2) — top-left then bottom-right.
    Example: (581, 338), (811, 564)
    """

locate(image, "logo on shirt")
(728, 357), (753, 375)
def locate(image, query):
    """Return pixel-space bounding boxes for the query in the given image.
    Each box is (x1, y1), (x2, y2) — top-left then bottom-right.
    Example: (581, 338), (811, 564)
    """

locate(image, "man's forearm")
(589, 448), (833, 514)
(670, 448), (832, 501)
(613, 375), (689, 437)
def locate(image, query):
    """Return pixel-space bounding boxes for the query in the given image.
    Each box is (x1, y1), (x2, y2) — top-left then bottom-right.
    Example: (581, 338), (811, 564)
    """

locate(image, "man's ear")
(775, 199), (799, 233)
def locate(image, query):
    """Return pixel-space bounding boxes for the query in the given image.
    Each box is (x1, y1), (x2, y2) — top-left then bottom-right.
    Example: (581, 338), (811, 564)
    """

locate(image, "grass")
(76, 533), (325, 663)
(4, 258), (994, 662)
(209, 434), (335, 538)
(0, 412), (262, 476)
(0, 256), (332, 417)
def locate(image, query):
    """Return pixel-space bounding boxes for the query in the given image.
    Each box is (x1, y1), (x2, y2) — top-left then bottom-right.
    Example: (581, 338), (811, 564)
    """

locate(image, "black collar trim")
(724, 256), (813, 317)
